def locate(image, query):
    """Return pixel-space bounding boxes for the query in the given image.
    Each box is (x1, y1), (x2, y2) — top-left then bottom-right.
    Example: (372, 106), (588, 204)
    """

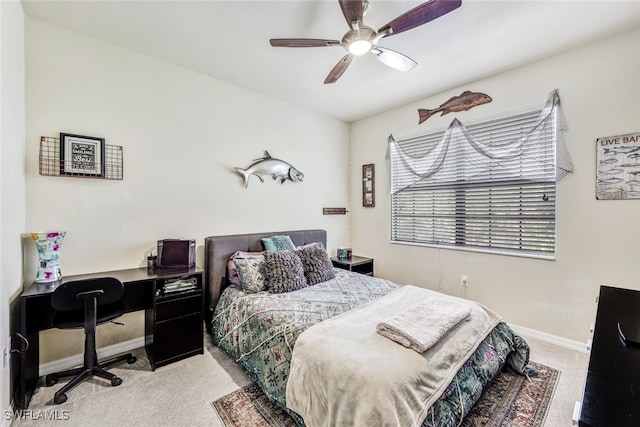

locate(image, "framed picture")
(60, 133), (106, 177)
(595, 131), (640, 200)
(362, 163), (375, 207)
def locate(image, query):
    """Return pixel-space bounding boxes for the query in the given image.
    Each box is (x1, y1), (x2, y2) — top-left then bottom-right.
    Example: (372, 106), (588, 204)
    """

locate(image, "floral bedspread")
(211, 269), (528, 426)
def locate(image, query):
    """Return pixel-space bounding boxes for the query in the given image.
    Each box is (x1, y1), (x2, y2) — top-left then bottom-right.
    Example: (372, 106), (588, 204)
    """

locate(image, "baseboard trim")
(509, 323), (588, 353)
(38, 337), (144, 377)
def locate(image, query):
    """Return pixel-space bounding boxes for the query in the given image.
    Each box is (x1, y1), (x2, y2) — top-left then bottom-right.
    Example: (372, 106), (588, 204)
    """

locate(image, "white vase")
(32, 231), (66, 283)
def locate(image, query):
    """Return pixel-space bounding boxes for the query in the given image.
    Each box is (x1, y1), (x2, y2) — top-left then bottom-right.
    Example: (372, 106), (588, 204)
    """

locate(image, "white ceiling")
(21, 0), (640, 123)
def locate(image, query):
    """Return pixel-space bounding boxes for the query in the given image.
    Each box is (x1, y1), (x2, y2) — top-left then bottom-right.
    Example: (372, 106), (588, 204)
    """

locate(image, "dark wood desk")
(11, 267), (204, 409)
(578, 285), (640, 426)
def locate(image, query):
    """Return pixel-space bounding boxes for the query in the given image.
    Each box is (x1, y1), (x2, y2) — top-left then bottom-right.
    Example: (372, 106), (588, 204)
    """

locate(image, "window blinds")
(390, 93), (569, 257)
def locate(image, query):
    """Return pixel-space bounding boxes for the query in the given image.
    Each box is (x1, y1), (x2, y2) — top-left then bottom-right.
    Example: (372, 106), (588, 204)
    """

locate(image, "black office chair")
(44, 277), (137, 404)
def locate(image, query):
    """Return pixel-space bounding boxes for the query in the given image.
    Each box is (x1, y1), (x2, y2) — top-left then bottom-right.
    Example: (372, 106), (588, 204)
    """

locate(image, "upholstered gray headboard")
(203, 229), (327, 329)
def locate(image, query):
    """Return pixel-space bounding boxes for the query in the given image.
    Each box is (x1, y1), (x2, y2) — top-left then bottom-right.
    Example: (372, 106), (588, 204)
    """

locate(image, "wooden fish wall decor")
(418, 91), (492, 124)
(234, 151), (304, 189)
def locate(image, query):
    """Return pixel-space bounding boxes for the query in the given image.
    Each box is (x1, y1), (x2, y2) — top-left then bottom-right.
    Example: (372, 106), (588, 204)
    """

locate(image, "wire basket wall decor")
(39, 136), (123, 180)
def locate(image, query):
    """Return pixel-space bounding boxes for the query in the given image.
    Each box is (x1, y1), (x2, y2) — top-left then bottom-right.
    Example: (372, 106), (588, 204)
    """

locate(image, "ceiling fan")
(270, 0), (462, 84)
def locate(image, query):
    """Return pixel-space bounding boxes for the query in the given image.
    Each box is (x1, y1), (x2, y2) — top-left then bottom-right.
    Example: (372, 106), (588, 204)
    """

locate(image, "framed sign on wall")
(362, 163), (375, 207)
(60, 133), (106, 177)
(596, 131), (640, 200)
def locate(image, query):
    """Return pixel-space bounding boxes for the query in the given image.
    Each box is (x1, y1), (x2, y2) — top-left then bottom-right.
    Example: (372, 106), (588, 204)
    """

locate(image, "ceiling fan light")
(349, 39), (371, 55)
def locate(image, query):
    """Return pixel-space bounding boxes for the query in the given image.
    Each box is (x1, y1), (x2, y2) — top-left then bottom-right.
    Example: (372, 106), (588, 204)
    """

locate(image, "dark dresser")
(578, 285), (640, 426)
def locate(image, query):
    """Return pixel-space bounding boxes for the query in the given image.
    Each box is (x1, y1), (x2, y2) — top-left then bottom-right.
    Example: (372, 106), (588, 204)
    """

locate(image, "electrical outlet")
(461, 275), (469, 287)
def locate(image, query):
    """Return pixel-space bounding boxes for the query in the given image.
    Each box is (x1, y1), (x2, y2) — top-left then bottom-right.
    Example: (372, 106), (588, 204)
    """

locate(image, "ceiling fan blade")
(338, 0), (363, 30)
(370, 47), (417, 72)
(270, 38), (342, 48)
(378, 0), (462, 37)
(324, 54), (354, 84)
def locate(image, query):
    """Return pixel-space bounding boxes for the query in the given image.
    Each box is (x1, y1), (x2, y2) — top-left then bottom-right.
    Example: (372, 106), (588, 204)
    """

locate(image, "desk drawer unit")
(145, 273), (204, 370)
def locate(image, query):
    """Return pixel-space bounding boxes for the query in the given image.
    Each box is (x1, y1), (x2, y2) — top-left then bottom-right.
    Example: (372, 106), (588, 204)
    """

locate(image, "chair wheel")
(111, 376), (122, 386)
(45, 375), (58, 387)
(127, 356), (137, 364)
(53, 393), (67, 405)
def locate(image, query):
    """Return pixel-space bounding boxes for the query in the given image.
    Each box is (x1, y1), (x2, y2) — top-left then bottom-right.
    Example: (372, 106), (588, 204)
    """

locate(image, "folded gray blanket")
(376, 297), (472, 352)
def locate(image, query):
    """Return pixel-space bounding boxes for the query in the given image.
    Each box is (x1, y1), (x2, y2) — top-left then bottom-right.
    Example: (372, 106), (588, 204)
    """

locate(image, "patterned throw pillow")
(264, 251), (307, 293)
(227, 251), (263, 287)
(296, 242), (336, 286)
(261, 235), (296, 252)
(233, 256), (267, 293)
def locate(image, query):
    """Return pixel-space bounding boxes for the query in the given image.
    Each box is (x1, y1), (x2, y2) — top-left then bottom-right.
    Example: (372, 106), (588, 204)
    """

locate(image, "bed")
(204, 229), (530, 426)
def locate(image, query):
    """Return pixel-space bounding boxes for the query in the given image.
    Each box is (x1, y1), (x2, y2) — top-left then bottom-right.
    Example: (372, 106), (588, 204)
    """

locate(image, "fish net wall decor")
(389, 90), (573, 194)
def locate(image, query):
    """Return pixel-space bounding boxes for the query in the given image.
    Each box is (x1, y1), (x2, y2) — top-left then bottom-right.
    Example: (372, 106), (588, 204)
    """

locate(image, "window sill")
(390, 240), (556, 261)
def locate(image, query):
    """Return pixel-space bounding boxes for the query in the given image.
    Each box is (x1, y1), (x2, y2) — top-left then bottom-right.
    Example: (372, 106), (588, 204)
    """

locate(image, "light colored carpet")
(11, 334), (252, 426)
(524, 335), (589, 427)
(10, 333), (586, 426)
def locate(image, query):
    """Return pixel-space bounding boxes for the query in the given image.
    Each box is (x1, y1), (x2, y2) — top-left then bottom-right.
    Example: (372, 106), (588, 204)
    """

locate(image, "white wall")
(350, 28), (640, 344)
(25, 18), (350, 363)
(1, 0), (26, 413)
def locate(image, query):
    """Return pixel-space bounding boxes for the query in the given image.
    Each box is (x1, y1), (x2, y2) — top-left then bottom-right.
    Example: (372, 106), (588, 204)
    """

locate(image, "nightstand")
(331, 255), (374, 276)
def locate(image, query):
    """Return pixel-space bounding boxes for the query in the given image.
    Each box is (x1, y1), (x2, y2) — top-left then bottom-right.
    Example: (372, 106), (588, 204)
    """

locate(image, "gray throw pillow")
(296, 242), (335, 286)
(265, 251), (307, 293)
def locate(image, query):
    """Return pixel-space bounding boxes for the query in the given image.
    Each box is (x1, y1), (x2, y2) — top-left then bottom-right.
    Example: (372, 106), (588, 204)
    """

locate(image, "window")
(390, 107), (560, 258)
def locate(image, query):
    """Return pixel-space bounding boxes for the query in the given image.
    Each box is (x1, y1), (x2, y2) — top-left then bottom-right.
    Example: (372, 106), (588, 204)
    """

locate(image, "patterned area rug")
(212, 361), (559, 427)
(461, 361), (559, 427)
(212, 382), (297, 427)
